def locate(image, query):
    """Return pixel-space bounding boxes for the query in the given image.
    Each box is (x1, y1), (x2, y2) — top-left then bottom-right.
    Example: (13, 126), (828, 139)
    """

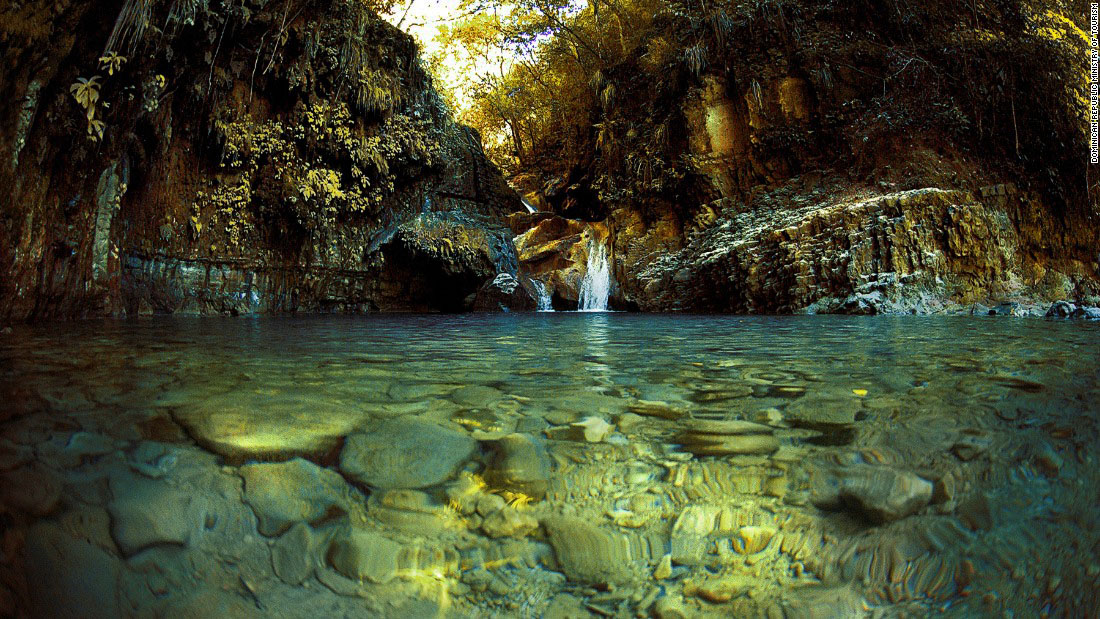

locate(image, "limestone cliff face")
(617, 184), (1100, 313)
(511, 4), (1100, 314)
(0, 0), (525, 320)
(600, 61), (1100, 314)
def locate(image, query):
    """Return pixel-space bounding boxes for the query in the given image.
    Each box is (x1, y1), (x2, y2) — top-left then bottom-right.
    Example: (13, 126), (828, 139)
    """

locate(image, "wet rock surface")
(618, 186), (1100, 314)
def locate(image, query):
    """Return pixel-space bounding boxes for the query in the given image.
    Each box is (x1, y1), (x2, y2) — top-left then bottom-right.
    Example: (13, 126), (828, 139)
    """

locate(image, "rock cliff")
(615, 181), (1100, 314)
(0, 0), (525, 320)
(506, 1), (1100, 314)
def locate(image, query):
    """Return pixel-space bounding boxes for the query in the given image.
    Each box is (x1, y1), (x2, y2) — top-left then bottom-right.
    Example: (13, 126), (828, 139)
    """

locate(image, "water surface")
(1, 315), (1097, 617)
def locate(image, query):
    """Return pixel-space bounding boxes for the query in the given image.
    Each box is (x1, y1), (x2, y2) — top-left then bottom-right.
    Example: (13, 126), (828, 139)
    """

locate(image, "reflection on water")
(0, 315), (1098, 617)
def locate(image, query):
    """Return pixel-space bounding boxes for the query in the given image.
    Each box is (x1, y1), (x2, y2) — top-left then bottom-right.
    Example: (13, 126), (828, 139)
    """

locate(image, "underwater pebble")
(476, 492), (507, 517)
(451, 385), (504, 407)
(544, 516), (640, 584)
(653, 554), (673, 579)
(696, 575), (749, 603)
(679, 434), (780, 457)
(732, 526), (776, 555)
(573, 416), (614, 442)
(271, 522), (316, 585)
(628, 400), (688, 420)
(480, 506), (538, 538)
(654, 594), (690, 619)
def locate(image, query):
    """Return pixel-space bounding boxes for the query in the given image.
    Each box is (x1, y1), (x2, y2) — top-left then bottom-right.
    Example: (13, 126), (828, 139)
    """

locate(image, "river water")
(1, 314), (1097, 617)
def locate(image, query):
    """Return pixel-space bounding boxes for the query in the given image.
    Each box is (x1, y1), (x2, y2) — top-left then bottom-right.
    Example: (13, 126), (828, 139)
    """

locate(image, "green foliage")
(70, 76), (106, 140)
(200, 101), (444, 247)
(434, 0), (1094, 217)
(98, 52), (127, 76)
(69, 76), (101, 113)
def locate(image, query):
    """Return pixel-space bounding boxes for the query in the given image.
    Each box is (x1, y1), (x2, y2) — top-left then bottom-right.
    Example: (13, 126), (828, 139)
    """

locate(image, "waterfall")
(521, 198), (538, 213)
(577, 238), (611, 312)
(533, 280), (554, 312)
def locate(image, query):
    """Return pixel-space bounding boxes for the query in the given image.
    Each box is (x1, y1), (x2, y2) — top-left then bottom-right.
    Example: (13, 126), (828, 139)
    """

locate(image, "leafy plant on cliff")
(435, 0), (1094, 218)
(69, 76), (101, 115)
(199, 100), (444, 248)
(98, 52), (127, 76)
(69, 75), (109, 141)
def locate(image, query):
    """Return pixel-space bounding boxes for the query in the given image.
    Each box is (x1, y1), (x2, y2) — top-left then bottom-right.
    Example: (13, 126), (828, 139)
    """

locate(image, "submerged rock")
(480, 505), (538, 538)
(369, 489), (461, 535)
(23, 522), (123, 618)
(695, 574), (751, 603)
(783, 392), (860, 425)
(339, 417), (477, 489)
(678, 418), (779, 456)
(173, 393), (365, 463)
(543, 516), (644, 584)
(450, 385), (505, 407)
(0, 465), (62, 516)
(271, 522), (317, 585)
(732, 525), (776, 555)
(327, 528), (403, 584)
(573, 416), (614, 443)
(670, 505), (718, 565)
(680, 434), (780, 456)
(239, 458), (352, 536)
(813, 464), (933, 524)
(628, 400), (688, 420)
(484, 433), (551, 499)
(107, 474), (194, 556)
(0, 438), (34, 471)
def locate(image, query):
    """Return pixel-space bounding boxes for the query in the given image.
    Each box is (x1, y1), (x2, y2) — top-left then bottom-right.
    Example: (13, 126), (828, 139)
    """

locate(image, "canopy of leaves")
(434, 0), (1094, 220)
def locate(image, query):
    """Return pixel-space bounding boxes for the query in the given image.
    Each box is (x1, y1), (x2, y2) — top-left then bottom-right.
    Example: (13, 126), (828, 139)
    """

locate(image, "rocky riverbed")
(1, 314), (1097, 617)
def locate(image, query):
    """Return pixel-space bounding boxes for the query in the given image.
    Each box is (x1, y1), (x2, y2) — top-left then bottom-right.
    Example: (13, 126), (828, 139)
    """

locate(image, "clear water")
(577, 240), (611, 311)
(1, 315), (1098, 617)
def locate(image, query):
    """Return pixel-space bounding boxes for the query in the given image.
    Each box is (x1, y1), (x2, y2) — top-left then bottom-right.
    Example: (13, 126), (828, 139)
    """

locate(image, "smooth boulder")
(240, 458), (351, 536)
(340, 418), (476, 489)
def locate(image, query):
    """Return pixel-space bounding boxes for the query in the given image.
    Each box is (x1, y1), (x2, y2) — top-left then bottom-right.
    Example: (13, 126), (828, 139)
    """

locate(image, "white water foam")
(533, 280), (554, 312)
(577, 238), (611, 312)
